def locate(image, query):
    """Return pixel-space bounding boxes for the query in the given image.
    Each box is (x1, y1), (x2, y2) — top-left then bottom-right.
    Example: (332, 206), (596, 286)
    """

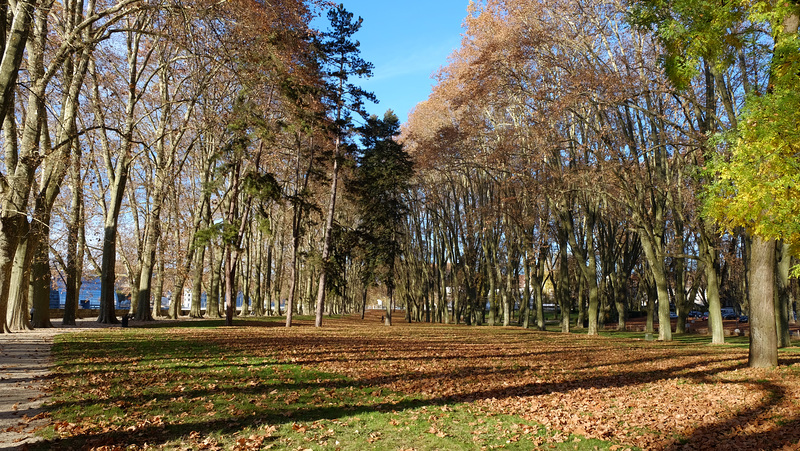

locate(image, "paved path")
(0, 319), (115, 450)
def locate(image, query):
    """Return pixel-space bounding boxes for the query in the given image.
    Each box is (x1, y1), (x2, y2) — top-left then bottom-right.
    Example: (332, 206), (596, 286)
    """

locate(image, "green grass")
(37, 327), (626, 450)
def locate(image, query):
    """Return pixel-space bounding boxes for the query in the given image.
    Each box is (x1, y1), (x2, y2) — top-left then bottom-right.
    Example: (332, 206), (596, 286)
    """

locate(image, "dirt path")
(0, 319), (115, 450)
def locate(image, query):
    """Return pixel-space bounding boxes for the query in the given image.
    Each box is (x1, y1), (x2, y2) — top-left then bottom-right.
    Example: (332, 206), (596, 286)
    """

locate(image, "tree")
(95, 10), (154, 324)
(0, 0), (139, 331)
(633, 0), (799, 366)
(353, 111), (414, 326)
(314, 4), (376, 327)
(706, 5), (799, 366)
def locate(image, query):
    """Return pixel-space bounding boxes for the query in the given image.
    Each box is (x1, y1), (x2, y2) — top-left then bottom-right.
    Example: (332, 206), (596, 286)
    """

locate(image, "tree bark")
(207, 243), (221, 319)
(152, 250), (165, 318)
(775, 241), (792, 348)
(748, 235), (777, 368)
(63, 139), (84, 326)
(700, 226), (724, 344)
(30, 227), (53, 328)
(190, 245), (205, 318)
(0, 0), (35, 122)
(315, 136), (340, 327)
(639, 230), (672, 341)
(6, 221), (33, 331)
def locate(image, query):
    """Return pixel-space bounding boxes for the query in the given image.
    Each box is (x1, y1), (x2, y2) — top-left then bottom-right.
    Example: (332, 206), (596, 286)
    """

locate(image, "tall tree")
(353, 111), (413, 326)
(313, 4), (375, 327)
(634, 0), (799, 366)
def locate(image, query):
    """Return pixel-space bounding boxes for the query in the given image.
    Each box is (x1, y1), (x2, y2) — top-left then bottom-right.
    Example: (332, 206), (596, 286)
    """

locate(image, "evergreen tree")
(314, 4), (376, 327)
(352, 111), (414, 325)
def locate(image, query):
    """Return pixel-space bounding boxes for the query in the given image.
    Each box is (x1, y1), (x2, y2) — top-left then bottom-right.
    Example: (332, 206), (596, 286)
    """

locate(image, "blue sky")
(317, 1), (471, 124)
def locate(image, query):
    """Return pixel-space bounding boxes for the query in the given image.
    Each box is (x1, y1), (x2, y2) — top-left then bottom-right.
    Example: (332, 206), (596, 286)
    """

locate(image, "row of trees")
(2, 0), (797, 368)
(399, 0), (799, 367)
(0, 0), (412, 332)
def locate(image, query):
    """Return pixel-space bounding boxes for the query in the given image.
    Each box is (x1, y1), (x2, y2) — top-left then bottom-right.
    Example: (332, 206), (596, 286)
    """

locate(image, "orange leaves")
(53, 421), (88, 436)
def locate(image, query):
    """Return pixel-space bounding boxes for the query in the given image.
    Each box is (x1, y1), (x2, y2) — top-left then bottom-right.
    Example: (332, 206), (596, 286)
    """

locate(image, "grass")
(34, 313), (800, 450)
(37, 321), (624, 450)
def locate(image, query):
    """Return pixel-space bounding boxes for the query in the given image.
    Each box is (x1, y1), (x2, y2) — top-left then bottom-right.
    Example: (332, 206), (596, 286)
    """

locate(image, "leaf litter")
(39, 314), (800, 450)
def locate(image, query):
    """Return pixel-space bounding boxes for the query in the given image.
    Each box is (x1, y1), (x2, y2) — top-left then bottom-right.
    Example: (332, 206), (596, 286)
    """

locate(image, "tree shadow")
(662, 378), (800, 450)
(36, 325), (800, 450)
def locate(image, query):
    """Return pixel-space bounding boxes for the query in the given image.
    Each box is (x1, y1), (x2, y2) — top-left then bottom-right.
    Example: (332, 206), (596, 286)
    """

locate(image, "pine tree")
(352, 111), (414, 326)
(314, 4), (376, 327)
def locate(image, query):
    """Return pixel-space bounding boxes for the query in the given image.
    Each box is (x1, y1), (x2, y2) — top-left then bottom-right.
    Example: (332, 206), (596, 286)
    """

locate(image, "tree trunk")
(640, 231), (672, 341)
(64, 139), (84, 326)
(384, 286), (393, 326)
(0, 0), (36, 122)
(152, 251), (165, 318)
(239, 237), (250, 317)
(748, 235), (777, 367)
(563, 209), (599, 335)
(775, 241), (792, 348)
(6, 221), (33, 331)
(252, 230), (264, 316)
(487, 257), (497, 326)
(558, 232), (570, 333)
(672, 229), (688, 334)
(575, 272), (586, 330)
(207, 244), (221, 319)
(614, 275), (628, 331)
(315, 128), (343, 328)
(97, 152), (129, 324)
(30, 233), (52, 328)
(190, 245), (205, 318)
(224, 247), (237, 326)
(644, 272), (655, 336)
(700, 226), (725, 344)
(135, 222), (157, 321)
(523, 253), (532, 329)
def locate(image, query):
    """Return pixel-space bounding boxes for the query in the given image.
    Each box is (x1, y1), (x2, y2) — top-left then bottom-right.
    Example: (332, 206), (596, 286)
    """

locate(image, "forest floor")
(7, 312), (800, 450)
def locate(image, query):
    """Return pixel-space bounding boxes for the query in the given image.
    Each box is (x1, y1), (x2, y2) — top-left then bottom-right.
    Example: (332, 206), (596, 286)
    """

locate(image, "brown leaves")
(425, 426), (447, 438)
(366, 431), (382, 443)
(43, 316), (800, 450)
(217, 317), (800, 450)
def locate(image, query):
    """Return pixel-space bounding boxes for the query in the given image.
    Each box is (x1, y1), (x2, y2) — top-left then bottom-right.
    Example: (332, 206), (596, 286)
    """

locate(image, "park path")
(0, 319), (115, 450)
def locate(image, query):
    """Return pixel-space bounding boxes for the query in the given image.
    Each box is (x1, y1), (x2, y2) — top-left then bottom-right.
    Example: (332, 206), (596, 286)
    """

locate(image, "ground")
(0, 319), (115, 450)
(3, 313), (800, 450)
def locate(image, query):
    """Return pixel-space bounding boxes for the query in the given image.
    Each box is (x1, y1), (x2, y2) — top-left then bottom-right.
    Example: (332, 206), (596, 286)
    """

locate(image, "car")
(688, 310), (703, 319)
(669, 312), (678, 319)
(721, 308), (738, 320)
(738, 315), (749, 323)
(702, 311), (709, 320)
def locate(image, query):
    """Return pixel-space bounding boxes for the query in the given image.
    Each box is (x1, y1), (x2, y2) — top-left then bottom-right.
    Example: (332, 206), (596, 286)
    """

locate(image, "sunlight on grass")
(38, 326), (627, 450)
(34, 315), (800, 450)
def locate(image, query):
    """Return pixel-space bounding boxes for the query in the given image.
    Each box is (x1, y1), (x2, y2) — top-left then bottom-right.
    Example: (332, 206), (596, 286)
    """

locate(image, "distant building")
(50, 278), (129, 310)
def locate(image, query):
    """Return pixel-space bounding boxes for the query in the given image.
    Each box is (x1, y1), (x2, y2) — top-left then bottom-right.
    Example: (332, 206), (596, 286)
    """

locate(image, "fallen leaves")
(237, 317), (800, 450)
(40, 315), (800, 450)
